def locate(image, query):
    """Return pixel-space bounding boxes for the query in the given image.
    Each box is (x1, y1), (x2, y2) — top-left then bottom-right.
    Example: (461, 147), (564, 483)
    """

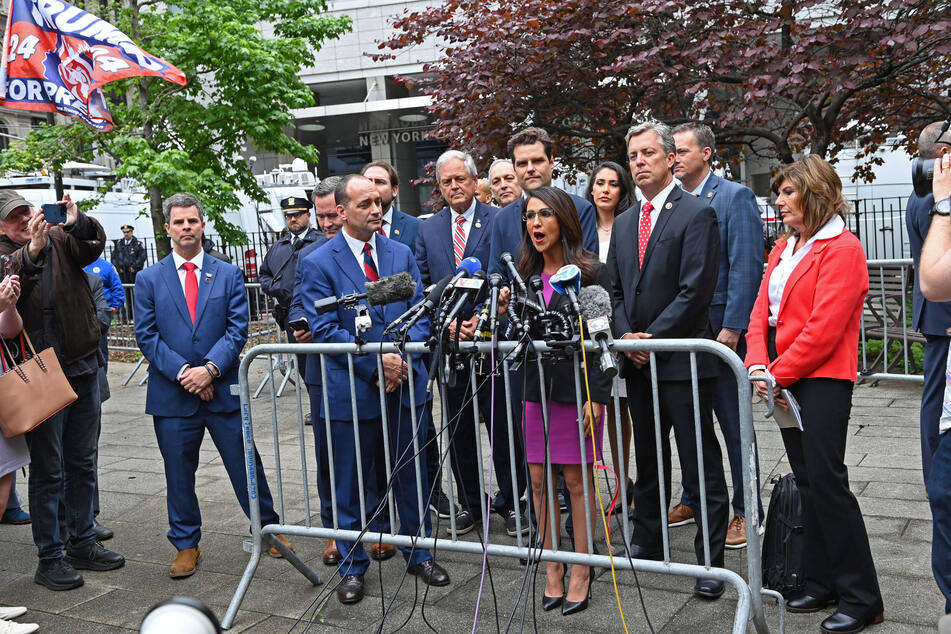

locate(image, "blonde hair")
(771, 154), (850, 237)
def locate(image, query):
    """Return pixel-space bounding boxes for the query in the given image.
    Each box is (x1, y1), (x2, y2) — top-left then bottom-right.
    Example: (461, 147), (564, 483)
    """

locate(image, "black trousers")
(626, 373), (728, 567)
(443, 366), (526, 518)
(782, 377), (883, 618)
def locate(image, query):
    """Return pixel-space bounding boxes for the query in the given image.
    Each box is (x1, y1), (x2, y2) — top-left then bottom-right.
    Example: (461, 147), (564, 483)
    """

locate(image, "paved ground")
(0, 358), (942, 632)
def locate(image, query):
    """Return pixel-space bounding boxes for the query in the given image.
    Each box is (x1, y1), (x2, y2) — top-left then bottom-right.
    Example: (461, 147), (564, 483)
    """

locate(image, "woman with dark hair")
(746, 155), (883, 633)
(584, 161), (636, 513)
(500, 186), (613, 616)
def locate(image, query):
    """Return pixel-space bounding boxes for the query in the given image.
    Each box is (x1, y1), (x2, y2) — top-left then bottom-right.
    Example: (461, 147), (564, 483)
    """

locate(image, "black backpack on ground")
(761, 473), (806, 598)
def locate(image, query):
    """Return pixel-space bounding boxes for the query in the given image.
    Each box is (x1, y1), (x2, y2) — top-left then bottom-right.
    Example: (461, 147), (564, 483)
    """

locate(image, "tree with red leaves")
(377, 0), (951, 180)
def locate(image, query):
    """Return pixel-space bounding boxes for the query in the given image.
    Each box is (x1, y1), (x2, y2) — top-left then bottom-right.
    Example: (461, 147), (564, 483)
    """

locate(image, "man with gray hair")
(415, 150), (528, 537)
(487, 158), (521, 207)
(607, 120), (728, 598)
(134, 192), (291, 579)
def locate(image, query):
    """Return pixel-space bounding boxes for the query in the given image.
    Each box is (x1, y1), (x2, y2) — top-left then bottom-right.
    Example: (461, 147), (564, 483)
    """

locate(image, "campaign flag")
(0, 0), (186, 131)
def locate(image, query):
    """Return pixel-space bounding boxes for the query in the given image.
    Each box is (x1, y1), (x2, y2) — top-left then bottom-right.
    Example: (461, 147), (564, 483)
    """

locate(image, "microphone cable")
(576, 315), (655, 634)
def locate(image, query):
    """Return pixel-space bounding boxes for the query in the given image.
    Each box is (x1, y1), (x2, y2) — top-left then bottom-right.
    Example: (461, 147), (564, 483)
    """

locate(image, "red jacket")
(745, 229), (868, 386)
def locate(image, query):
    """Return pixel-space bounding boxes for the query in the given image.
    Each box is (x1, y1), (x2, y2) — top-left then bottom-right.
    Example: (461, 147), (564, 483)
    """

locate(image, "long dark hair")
(517, 186), (598, 284)
(583, 161), (636, 215)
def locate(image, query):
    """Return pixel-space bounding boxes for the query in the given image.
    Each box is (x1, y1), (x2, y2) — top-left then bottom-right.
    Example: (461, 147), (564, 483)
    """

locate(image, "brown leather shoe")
(268, 534), (294, 558)
(370, 542), (396, 561)
(322, 539), (340, 566)
(667, 503), (695, 527)
(170, 546), (201, 578)
(725, 514), (747, 549)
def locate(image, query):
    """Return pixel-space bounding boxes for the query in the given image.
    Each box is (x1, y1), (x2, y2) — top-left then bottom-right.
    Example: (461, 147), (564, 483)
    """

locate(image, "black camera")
(913, 120), (951, 197)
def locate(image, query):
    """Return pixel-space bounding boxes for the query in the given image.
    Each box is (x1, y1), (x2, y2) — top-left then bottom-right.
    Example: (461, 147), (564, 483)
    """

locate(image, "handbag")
(0, 331), (77, 438)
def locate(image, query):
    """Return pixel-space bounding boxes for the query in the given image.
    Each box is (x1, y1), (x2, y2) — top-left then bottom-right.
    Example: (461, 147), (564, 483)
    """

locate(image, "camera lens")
(912, 157), (935, 197)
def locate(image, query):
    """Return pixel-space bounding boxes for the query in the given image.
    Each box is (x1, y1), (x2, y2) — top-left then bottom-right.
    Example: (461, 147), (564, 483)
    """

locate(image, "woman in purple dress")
(499, 186), (613, 616)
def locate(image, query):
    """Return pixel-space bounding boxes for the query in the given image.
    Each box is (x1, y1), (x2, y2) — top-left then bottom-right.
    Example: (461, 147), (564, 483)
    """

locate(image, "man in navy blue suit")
(907, 121), (951, 484)
(488, 127), (599, 276)
(670, 122), (765, 548)
(134, 193), (289, 579)
(362, 160), (421, 249)
(415, 149), (528, 538)
(300, 174), (450, 605)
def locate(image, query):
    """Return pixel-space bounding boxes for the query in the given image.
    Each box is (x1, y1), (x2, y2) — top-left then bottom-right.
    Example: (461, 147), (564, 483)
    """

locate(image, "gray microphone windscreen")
(578, 285), (612, 321)
(366, 271), (417, 305)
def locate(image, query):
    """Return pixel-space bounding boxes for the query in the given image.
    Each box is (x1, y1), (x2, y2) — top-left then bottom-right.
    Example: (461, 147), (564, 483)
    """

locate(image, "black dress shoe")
(627, 543), (663, 561)
(93, 519), (114, 541)
(820, 610), (884, 633)
(34, 557), (84, 591)
(408, 559), (450, 586)
(542, 594), (563, 611)
(65, 541), (125, 571)
(694, 578), (725, 599)
(337, 573), (365, 604)
(786, 594), (836, 613)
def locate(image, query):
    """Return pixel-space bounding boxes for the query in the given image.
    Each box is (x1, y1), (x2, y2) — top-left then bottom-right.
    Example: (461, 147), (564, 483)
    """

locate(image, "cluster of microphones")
(314, 254), (618, 377)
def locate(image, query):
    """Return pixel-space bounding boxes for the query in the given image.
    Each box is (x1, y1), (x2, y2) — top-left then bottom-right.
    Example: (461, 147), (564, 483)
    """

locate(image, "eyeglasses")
(522, 209), (555, 222)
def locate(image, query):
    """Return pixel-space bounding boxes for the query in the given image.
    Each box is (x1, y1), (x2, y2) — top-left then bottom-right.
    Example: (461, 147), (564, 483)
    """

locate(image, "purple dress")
(522, 274), (604, 465)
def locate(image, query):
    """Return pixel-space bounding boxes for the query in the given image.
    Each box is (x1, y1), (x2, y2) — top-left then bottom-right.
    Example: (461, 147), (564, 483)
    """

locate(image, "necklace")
(598, 223), (612, 233)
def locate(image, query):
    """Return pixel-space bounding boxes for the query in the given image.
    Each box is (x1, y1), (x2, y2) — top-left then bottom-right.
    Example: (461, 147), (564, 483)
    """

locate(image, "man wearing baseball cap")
(0, 190), (126, 591)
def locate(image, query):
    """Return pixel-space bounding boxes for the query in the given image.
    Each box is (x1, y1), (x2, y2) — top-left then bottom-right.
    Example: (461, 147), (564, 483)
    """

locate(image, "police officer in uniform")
(111, 224), (147, 284)
(259, 196), (323, 381)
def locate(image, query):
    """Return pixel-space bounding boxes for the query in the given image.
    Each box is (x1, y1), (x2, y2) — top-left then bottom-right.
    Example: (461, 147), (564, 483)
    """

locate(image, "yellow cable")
(578, 317), (631, 634)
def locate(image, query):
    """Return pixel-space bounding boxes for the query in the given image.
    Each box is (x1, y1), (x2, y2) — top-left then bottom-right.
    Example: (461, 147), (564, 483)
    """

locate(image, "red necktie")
(638, 202), (653, 267)
(182, 261), (198, 323)
(363, 243), (379, 282)
(453, 214), (466, 266)
(379, 220), (387, 237)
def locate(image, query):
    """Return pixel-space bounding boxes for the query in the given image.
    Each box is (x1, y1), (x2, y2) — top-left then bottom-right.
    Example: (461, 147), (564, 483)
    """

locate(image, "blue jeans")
(930, 430), (951, 613)
(25, 372), (100, 560)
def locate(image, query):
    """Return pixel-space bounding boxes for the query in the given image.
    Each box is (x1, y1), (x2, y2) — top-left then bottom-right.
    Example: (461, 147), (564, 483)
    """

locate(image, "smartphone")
(288, 318), (309, 332)
(0, 255), (11, 278)
(41, 203), (67, 224)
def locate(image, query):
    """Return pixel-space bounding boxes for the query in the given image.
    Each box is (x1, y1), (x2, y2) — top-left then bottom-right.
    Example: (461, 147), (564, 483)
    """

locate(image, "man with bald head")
(907, 120), (951, 483)
(487, 159), (522, 207)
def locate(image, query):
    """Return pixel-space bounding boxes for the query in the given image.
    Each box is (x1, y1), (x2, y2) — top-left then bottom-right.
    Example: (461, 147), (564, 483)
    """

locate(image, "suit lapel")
(192, 255), (218, 329)
(464, 203), (489, 259)
(373, 237), (395, 321)
(333, 233), (367, 292)
(778, 242), (819, 318)
(438, 208), (455, 272)
(640, 187), (681, 271)
(701, 173), (720, 204)
(160, 256), (192, 326)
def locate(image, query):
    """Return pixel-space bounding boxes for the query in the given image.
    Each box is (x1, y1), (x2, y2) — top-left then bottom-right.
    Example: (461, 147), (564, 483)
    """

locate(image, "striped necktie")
(453, 214), (466, 266)
(362, 242), (379, 282)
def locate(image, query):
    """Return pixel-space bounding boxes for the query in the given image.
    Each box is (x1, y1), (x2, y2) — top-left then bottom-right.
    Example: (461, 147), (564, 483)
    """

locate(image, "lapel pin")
(394, 229), (401, 235)
(475, 220), (482, 229)
(706, 192), (713, 198)
(665, 202), (673, 209)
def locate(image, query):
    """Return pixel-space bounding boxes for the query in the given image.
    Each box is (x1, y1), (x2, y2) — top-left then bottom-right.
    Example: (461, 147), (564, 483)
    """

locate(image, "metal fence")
(859, 259), (924, 383)
(763, 197), (909, 260)
(222, 339), (777, 633)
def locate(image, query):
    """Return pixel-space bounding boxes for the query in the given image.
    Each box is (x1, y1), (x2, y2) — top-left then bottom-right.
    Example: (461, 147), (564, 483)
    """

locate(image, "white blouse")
(766, 215), (846, 326)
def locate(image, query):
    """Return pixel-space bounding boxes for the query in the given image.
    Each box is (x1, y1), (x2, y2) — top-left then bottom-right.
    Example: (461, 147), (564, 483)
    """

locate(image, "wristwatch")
(933, 197), (951, 216)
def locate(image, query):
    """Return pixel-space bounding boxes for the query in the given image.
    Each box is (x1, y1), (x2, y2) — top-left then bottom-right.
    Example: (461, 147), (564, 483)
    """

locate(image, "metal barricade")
(223, 338), (774, 633)
(859, 259), (924, 383)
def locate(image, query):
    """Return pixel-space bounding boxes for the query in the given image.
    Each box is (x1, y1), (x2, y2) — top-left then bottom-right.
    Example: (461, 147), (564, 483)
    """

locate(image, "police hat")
(121, 224), (134, 232)
(280, 197), (313, 215)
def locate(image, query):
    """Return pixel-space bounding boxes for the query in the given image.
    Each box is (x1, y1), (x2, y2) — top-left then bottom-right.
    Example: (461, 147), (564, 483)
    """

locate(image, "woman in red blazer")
(746, 155), (883, 634)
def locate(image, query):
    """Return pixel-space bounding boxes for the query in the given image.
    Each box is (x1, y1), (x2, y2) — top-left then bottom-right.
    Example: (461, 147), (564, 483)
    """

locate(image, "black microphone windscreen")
(578, 285), (612, 320)
(428, 273), (454, 302)
(366, 271), (417, 305)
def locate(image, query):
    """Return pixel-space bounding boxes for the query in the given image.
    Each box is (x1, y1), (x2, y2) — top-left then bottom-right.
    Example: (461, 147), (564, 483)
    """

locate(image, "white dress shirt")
(342, 229), (379, 273)
(171, 249), (205, 296)
(637, 179), (678, 241)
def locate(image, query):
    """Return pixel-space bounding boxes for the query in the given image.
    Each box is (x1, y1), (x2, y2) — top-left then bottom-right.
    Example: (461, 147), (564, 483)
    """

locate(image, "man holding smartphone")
(0, 190), (125, 591)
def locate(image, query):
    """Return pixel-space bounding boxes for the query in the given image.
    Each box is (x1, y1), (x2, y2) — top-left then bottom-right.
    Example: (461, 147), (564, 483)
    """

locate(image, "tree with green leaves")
(0, 0), (350, 256)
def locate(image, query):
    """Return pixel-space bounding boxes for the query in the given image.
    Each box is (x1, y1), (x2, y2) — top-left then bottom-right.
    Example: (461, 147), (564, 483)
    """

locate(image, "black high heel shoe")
(562, 566), (593, 616)
(542, 563), (566, 611)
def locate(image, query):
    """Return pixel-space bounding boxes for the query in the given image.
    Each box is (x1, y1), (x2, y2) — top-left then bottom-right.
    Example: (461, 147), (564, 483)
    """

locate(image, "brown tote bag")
(0, 331), (77, 438)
